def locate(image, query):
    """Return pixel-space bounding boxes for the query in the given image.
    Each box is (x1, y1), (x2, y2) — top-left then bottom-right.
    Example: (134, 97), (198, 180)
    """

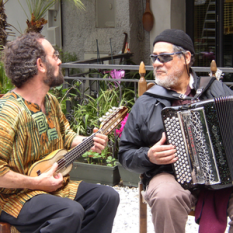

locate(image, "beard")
(154, 67), (183, 89)
(43, 61), (64, 87)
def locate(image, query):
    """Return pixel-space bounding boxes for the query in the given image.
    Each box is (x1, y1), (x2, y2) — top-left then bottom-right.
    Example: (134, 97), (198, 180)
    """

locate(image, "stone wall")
(61, 0), (150, 65)
(5, 0), (186, 66)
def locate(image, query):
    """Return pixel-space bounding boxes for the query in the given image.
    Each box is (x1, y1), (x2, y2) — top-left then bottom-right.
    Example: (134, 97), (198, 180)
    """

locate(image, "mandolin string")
(57, 126), (111, 172)
(57, 123), (115, 172)
(58, 108), (127, 170)
(57, 136), (95, 172)
(64, 127), (110, 166)
(57, 132), (98, 172)
(61, 112), (121, 167)
(56, 107), (127, 172)
(57, 116), (119, 171)
(57, 133), (97, 164)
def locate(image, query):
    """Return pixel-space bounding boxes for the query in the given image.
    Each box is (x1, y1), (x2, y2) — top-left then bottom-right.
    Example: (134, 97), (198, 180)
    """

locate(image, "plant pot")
(117, 162), (140, 187)
(69, 161), (120, 186)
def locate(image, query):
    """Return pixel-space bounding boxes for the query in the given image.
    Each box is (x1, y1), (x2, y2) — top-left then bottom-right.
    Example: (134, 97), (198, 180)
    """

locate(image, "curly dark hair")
(4, 32), (46, 88)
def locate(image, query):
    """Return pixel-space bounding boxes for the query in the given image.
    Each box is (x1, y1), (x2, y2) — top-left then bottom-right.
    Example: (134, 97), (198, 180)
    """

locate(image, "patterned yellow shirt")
(0, 92), (81, 218)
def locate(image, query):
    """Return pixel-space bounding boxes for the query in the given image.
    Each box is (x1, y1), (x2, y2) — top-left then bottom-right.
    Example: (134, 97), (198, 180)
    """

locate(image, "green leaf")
(55, 85), (63, 91)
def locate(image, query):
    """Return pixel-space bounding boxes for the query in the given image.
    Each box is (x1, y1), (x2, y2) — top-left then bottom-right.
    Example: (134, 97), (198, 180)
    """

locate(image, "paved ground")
(112, 186), (230, 233)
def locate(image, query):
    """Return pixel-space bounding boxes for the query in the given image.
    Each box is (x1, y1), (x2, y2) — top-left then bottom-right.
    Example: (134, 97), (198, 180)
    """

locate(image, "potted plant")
(66, 78), (134, 185)
(69, 148), (120, 186)
(18, 0), (85, 33)
(68, 102), (129, 186)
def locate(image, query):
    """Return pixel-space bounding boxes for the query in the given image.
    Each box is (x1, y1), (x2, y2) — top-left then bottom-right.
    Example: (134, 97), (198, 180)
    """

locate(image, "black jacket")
(118, 71), (233, 186)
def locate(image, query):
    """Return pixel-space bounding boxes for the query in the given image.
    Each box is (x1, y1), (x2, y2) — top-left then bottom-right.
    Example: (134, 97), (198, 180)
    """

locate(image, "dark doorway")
(186, 0), (233, 82)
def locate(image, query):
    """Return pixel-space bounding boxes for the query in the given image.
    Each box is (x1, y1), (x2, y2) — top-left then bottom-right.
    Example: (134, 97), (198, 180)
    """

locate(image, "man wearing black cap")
(118, 29), (233, 233)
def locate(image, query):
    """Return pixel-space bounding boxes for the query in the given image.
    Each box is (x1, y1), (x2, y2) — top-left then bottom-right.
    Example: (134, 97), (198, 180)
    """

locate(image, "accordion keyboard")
(164, 116), (192, 185)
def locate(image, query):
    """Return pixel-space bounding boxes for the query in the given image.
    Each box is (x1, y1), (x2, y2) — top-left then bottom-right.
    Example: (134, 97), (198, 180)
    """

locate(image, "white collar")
(189, 73), (194, 89)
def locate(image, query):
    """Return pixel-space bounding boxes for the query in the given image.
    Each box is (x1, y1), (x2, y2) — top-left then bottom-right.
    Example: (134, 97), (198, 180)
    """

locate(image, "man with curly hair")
(0, 33), (119, 233)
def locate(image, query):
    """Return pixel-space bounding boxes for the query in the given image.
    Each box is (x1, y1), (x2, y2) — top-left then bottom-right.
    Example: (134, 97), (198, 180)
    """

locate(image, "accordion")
(161, 96), (233, 190)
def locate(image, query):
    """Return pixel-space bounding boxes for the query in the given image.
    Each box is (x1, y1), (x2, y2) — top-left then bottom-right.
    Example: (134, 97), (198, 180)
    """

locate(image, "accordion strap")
(192, 76), (216, 100)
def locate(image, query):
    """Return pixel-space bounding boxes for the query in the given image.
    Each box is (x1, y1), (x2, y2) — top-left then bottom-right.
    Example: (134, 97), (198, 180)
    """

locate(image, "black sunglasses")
(150, 52), (183, 64)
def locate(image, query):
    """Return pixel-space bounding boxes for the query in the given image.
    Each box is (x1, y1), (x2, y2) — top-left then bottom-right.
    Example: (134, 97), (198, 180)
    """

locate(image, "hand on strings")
(91, 128), (108, 154)
(34, 162), (64, 192)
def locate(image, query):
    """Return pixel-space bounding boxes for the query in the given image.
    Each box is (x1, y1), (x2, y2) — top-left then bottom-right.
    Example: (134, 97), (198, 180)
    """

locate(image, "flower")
(115, 113), (129, 137)
(107, 69), (125, 88)
(110, 69), (125, 80)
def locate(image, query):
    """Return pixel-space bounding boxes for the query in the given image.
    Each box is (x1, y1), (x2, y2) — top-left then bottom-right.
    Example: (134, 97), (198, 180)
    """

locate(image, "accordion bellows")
(161, 96), (233, 190)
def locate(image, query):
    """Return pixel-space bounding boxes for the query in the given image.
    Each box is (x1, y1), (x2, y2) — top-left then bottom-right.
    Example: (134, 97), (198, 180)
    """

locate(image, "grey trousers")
(143, 173), (233, 233)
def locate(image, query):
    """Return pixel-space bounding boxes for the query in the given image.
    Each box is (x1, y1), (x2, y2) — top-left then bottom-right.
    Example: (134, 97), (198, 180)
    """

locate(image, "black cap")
(153, 29), (195, 55)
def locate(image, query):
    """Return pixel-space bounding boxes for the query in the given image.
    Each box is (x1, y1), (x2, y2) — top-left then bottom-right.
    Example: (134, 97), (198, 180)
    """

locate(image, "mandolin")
(28, 106), (128, 177)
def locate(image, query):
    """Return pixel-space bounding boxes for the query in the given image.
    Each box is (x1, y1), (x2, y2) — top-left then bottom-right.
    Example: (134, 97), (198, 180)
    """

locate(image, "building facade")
(5, 0), (233, 80)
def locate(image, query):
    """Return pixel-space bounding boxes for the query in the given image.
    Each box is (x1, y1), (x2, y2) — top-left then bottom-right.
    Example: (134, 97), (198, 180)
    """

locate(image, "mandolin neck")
(57, 130), (101, 172)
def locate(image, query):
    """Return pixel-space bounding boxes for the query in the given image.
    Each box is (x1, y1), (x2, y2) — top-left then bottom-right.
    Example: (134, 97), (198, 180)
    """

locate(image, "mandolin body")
(28, 149), (73, 177)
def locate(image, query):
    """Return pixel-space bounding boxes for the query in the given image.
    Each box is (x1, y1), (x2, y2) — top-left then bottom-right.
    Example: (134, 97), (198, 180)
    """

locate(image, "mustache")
(154, 68), (167, 78)
(154, 67), (167, 73)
